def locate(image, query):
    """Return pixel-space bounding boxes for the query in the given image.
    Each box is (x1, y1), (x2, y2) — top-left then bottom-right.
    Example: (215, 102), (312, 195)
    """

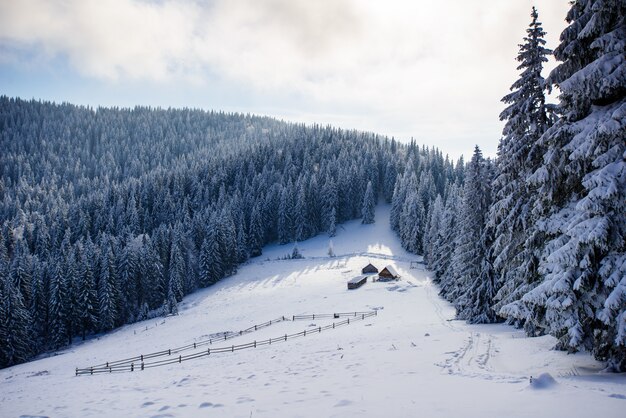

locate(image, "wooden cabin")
(378, 265), (400, 281)
(347, 275), (367, 289)
(362, 263), (379, 274)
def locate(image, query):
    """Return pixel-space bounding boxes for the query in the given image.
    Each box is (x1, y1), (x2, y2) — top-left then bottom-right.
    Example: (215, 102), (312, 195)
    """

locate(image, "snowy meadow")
(1, 206), (624, 417)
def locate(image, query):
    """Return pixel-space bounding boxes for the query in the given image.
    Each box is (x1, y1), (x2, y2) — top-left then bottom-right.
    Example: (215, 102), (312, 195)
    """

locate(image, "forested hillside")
(0, 97), (456, 367)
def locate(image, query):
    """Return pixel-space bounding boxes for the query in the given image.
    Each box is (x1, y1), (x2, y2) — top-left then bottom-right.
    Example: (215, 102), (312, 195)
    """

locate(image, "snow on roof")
(381, 265), (400, 277)
(348, 275), (367, 284)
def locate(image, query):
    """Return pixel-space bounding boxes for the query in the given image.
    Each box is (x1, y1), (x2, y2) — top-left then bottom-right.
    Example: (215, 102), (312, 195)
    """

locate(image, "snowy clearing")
(1, 205), (625, 418)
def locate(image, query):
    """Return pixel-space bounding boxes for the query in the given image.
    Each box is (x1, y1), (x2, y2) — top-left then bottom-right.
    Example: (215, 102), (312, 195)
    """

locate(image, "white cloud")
(0, 0), (571, 158)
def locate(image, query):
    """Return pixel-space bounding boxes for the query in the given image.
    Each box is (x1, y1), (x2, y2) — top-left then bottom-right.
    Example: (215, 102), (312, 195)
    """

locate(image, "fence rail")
(76, 311), (377, 375)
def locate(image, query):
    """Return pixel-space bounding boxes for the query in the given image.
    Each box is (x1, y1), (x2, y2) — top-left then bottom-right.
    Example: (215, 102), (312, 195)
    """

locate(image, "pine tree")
(248, 203), (264, 257)
(523, 0), (626, 370)
(200, 224), (224, 286)
(218, 211), (238, 275)
(235, 216), (248, 264)
(390, 174), (406, 233)
(48, 259), (68, 349)
(432, 184), (462, 281)
(98, 245), (117, 331)
(140, 236), (164, 309)
(0, 273), (33, 367)
(168, 240), (185, 303)
(75, 242), (97, 340)
(294, 180), (310, 241)
(490, 7), (554, 325)
(445, 147), (495, 322)
(424, 194), (443, 266)
(277, 185), (294, 244)
(361, 181), (376, 224)
(328, 207), (337, 237)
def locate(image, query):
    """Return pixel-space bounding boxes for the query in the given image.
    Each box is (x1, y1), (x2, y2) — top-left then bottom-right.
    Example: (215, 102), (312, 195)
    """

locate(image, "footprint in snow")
(334, 400), (352, 407)
(199, 402), (224, 408)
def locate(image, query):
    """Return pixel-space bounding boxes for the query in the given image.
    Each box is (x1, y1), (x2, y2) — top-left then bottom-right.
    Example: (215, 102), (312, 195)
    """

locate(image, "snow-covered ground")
(1, 205), (625, 417)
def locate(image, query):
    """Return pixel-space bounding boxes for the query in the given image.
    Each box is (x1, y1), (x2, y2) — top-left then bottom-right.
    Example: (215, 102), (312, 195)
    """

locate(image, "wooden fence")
(76, 311), (377, 375)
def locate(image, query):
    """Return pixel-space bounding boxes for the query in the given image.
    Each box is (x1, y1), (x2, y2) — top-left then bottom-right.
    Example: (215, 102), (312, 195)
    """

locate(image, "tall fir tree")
(445, 147), (495, 322)
(490, 7), (554, 326)
(98, 244), (117, 332)
(361, 181), (376, 224)
(0, 273), (33, 367)
(522, 0), (626, 370)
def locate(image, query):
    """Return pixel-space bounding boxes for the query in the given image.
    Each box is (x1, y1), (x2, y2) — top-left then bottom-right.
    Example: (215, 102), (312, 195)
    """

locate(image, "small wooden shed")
(378, 265), (400, 281)
(347, 275), (367, 290)
(362, 263), (379, 274)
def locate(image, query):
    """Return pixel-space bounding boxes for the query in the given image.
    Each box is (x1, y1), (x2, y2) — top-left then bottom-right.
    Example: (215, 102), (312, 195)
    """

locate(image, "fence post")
(304, 329), (306, 336)
(131, 363), (134, 372)
(75, 368), (78, 376)
(141, 362), (144, 371)
(232, 345), (234, 352)
(292, 315), (295, 321)
(208, 348), (210, 355)
(319, 326), (321, 333)
(285, 334), (287, 341)
(313, 314), (315, 320)
(194, 343), (196, 349)
(348, 318), (350, 324)
(168, 349), (171, 356)
(333, 323), (335, 329)
(362, 314), (364, 320)
(90, 367), (93, 375)
(141, 354), (143, 362)
(106, 362), (109, 368)
(254, 341), (256, 348)
(178, 355), (182, 363)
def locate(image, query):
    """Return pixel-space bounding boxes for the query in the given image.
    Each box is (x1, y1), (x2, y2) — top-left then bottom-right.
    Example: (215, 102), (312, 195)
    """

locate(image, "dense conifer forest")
(0, 97), (456, 367)
(1, 0), (623, 372)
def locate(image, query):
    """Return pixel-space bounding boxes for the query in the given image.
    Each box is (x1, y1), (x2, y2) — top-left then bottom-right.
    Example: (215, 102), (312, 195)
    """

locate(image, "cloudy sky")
(0, 0), (571, 159)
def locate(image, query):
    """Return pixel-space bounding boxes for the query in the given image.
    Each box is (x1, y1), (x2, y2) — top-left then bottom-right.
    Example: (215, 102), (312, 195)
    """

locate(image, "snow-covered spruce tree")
(361, 181), (376, 224)
(98, 243), (117, 332)
(48, 259), (68, 348)
(0, 273), (33, 367)
(75, 241), (97, 340)
(168, 238), (185, 303)
(423, 194), (443, 266)
(248, 203), (264, 257)
(445, 146), (496, 322)
(328, 207), (337, 237)
(523, 0), (625, 370)
(390, 174), (406, 233)
(491, 7), (555, 326)
(432, 184), (462, 282)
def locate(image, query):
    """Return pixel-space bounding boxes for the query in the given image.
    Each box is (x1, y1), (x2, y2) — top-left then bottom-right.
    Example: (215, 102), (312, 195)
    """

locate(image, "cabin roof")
(348, 275), (367, 284)
(381, 265), (400, 277)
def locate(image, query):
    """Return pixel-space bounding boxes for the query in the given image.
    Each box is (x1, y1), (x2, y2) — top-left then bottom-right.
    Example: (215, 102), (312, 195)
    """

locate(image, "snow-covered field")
(1, 205), (625, 418)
